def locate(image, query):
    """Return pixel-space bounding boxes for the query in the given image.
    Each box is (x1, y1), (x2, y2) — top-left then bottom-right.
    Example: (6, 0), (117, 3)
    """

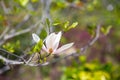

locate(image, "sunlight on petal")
(45, 33), (56, 49)
(32, 33), (40, 43)
(55, 43), (74, 54)
(42, 44), (48, 53)
(53, 31), (62, 50)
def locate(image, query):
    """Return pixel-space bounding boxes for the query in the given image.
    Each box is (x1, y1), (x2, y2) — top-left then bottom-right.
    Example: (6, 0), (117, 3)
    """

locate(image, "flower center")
(49, 48), (53, 53)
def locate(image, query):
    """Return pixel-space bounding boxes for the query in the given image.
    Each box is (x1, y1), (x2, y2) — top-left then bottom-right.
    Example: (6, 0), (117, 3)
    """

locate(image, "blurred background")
(0, 0), (120, 80)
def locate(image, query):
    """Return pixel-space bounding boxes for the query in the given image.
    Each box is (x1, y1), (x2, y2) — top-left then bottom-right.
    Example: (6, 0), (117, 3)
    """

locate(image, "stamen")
(49, 48), (53, 53)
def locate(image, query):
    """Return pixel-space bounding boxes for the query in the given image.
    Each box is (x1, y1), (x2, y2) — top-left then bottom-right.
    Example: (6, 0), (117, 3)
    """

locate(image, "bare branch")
(0, 0), (10, 14)
(26, 53), (35, 64)
(0, 48), (26, 62)
(15, 15), (31, 29)
(0, 55), (24, 65)
(0, 66), (10, 74)
(37, 0), (52, 34)
(80, 24), (101, 53)
(0, 27), (10, 40)
(0, 20), (41, 45)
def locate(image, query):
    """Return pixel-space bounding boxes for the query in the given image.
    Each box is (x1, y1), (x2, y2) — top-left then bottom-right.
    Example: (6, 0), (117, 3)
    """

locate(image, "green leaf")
(31, 0), (38, 3)
(63, 21), (69, 29)
(33, 40), (43, 53)
(40, 29), (47, 40)
(101, 25), (112, 35)
(46, 18), (50, 28)
(105, 25), (112, 35)
(79, 55), (86, 63)
(63, 22), (78, 31)
(19, 0), (29, 7)
(101, 27), (105, 34)
(67, 22), (78, 30)
(2, 41), (21, 53)
(53, 22), (60, 26)
(0, 15), (4, 21)
(87, 25), (96, 37)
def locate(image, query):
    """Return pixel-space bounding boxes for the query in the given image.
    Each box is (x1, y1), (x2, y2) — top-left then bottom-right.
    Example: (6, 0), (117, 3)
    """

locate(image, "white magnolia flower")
(32, 32), (74, 54)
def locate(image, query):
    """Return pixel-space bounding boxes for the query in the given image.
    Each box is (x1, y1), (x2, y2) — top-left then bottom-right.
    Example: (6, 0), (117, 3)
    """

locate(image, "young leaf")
(67, 22), (78, 30)
(53, 22), (60, 26)
(46, 18), (50, 28)
(19, 0), (29, 6)
(101, 25), (112, 35)
(33, 39), (43, 53)
(63, 21), (69, 29)
(105, 25), (112, 35)
(40, 29), (47, 40)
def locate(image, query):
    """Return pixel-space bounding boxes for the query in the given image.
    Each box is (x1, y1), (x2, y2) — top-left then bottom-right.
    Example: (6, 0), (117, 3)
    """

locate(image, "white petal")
(45, 32), (56, 49)
(54, 43), (74, 54)
(53, 31), (62, 50)
(32, 33), (40, 43)
(42, 44), (48, 53)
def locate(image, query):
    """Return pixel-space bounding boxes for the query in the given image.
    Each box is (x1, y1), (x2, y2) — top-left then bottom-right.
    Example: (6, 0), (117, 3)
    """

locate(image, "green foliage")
(32, 39), (43, 53)
(67, 22), (78, 30)
(31, 0), (38, 3)
(87, 24), (96, 37)
(79, 55), (86, 63)
(53, 22), (61, 26)
(101, 25), (112, 35)
(61, 56), (120, 80)
(53, 21), (78, 31)
(52, 0), (67, 9)
(18, 0), (29, 7)
(40, 29), (47, 40)
(63, 21), (69, 29)
(2, 40), (20, 53)
(46, 18), (51, 28)
(0, 0), (120, 79)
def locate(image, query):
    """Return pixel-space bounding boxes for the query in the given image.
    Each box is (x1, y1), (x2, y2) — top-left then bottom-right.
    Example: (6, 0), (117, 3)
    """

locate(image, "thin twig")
(37, 0), (52, 34)
(80, 24), (101, 53)
(4, 28), (31, 40)
(0, 27), (10, 40)
(0, 55), (24, 65)
(26, 53), (35, 64)
(15, 15), (31, 29)
(0, 66), (10, 74)
(0, 48), (26, 62)
(0, 0), (9, 14)
(0, 20), (41, 45)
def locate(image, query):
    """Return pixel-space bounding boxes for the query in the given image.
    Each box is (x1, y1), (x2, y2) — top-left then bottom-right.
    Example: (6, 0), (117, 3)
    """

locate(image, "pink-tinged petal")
(45, 33), (57, 49)
(42, 44), (48, 53)
(53, 31), (62, 50)
(32, 33), (40, 43)
(54, 43), (74, 54)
